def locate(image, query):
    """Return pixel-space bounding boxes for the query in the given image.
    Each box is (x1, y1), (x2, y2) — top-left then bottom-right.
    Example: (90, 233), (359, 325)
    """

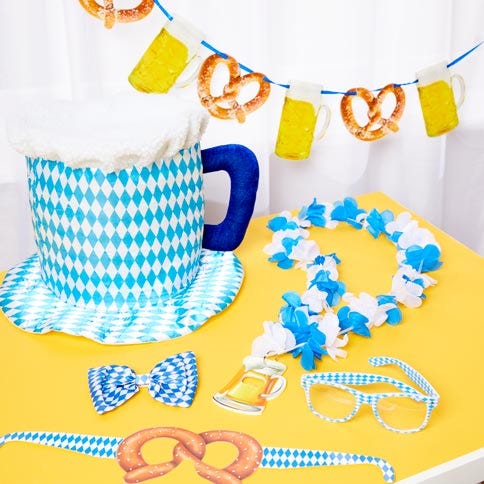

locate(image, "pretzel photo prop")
(340, 84), (406, 141)
(78, 0), (154, 29)
(118, 427), (262, 483)
(0, 427), (396, 482)
(197, 54), (271, 123)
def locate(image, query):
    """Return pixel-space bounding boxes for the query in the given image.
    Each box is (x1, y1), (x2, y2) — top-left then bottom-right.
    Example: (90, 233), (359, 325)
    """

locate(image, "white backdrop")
(1, 0), (483, 271)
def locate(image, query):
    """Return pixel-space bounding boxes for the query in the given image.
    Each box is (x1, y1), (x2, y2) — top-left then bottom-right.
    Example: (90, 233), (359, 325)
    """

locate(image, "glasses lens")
(376, 395), (428, 431)
(309, 384), (356, 420)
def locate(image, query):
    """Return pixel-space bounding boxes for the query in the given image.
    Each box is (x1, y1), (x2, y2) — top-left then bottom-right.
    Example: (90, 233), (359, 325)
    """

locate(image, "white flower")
(385, 212), (418, 238)
(390, 266), (436, 308)
(280, 210), (311, 228)
(342, 292), (388, 328)
(305, 255), (339, 281)
(251, 321), (296, 357)
(317, 312), (348, 360)
(291, 239), (320, 268)
(397, 225), (438, 250)
(263, 228), (308, 256)
(301, 285), (329, 313)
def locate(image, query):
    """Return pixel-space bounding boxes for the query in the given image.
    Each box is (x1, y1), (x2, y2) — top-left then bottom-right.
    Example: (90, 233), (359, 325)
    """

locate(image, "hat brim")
(0, 249), (243, 344)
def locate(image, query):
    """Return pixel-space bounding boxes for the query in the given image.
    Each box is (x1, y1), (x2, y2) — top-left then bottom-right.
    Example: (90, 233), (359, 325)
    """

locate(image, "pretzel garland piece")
(198, 54), (271, 123)
(78, 0), (154, 29)
(117, 427), (262, 483)
(340, 84), (406, 141)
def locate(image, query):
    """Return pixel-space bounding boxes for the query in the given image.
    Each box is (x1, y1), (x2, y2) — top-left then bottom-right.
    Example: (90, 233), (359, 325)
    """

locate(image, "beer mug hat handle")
(314, 104), (331, 140)
(201, 144), (259, 251)
(451, 73), (466, 108)
(260, 375), (286, 400)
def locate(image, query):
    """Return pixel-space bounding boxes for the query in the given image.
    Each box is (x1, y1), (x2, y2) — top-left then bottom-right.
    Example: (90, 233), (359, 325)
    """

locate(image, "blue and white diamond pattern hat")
(1, 94), (251, 344)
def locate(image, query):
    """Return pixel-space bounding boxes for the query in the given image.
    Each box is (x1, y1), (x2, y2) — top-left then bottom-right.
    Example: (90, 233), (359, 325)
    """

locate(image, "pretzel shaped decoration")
(198, 54), (271, 123)
(117, 427), (262, 483)
(78, 0), (154, 29)
(340, 84), (406, 141)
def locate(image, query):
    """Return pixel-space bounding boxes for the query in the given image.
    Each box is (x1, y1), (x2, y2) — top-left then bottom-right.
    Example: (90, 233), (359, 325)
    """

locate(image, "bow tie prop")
(0, 427), (395, 483)
(88, 352), (198, 414)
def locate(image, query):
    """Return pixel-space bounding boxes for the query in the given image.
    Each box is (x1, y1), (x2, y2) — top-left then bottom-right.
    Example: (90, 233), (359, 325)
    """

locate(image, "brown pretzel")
(197, 54), (271, 123)
(78, 0), (154, 29)
(117, 427), (262, 483)
(340, 84), (406, 141)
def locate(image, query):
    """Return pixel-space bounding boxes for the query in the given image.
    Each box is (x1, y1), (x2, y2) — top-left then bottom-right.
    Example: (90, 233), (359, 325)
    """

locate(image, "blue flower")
(313, 253), (341, 266)
(402, 244), (443, 273)
(337, 306), (371, 337)
(299, 199), (329, 227)
(268, 236), (302, 269)
(278, 293), (328, 370)
(376, 294), (402, 325)
(331, 197), (367, 229)
(365, 208), (394, 239)
(267, 215), (300, 232)
(309, 270), (346, 307)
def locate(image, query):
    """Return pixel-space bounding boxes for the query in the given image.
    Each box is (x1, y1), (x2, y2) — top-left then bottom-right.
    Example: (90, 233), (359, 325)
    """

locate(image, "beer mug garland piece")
(416, 61), (465, 137)
(340, 84), (405, 141)
(78, 0), (154, 29)
(3, 93), (259, 344)
(275, 80), (331, 160)
(197, 54), (271, 123)
(129, 17), (204, 93)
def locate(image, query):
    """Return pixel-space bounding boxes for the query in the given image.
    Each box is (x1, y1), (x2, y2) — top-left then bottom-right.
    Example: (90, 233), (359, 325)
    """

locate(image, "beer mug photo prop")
(275, 80), (331, 161)
(416, 61), (465, 137)
(129, 16), (204, 93)
(213, 356), (287, 415)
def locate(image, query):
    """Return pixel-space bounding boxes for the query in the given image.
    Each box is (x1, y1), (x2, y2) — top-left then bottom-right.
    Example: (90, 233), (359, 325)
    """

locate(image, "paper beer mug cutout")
(129, 16), (204, 93)
(275, 80), (331, 160)
(416, 61), (465, 137)
(213, 356), (286, 414)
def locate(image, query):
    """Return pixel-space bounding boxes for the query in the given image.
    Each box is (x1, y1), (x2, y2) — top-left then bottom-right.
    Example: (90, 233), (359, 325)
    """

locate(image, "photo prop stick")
(88, 352), (198, 414)
(0, 426), (395, 483)
(301, 356), (440, 433)
(197, 54), (271, 123)
(78, 0), (154, 29)
(340, 84), (406, 141)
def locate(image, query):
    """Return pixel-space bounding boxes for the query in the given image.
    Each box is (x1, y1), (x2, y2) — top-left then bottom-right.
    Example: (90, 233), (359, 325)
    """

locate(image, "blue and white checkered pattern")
(26, 146), (203, 310)
(88, 351), (198, 414)
(0, 248), (243, 344)
(0, 430), (395, 483)
(0, 431), (122, 459)
(301, 356), (439, 433)
(261, 447), (395, 482)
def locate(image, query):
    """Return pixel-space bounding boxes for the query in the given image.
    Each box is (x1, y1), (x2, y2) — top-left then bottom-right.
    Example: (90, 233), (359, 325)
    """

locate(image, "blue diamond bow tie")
(87, 351), (198, 414)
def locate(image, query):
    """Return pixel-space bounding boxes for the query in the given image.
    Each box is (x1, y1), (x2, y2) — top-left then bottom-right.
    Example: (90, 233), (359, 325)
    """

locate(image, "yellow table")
(1, 192), (483, 483)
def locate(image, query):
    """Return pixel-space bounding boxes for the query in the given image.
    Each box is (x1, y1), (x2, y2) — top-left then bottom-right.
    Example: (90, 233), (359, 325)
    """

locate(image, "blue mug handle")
(201, 144), (259, 251)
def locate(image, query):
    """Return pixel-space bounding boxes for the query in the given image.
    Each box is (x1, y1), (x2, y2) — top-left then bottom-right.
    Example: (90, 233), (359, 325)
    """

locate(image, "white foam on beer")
(8, 92), (209, 172)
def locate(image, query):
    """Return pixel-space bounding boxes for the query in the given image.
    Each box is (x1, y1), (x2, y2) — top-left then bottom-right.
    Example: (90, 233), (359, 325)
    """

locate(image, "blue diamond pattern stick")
(0, 427), (395, 482)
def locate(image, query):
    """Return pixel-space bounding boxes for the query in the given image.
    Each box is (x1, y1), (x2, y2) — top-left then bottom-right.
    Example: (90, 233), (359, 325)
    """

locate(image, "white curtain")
(1, 0), (483, 271)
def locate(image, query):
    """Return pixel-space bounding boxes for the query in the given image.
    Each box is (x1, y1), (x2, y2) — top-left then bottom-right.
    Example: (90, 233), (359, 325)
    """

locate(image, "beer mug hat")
(1, 93), (244, 344)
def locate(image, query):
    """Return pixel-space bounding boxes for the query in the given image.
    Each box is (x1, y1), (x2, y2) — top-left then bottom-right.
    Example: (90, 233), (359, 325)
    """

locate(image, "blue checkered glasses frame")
(301, 356), (439, 433)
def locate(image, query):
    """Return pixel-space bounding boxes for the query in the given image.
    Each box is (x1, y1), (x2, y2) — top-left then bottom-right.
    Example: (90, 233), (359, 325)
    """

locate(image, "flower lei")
(252, 197), (442, 371)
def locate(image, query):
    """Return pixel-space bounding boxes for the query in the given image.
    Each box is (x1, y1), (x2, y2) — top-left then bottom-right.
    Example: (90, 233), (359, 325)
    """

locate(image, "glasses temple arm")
(369, 356), (439, 398)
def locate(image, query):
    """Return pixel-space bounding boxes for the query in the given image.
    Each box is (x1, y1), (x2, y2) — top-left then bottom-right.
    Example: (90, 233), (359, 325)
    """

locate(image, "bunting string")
(152, 0), (482, 95)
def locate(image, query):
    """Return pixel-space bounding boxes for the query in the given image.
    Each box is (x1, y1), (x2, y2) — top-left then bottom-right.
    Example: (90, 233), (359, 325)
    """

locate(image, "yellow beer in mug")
(129, 16), (203, 94)
(416, 61), (465, 137)
(213, 356), (286, 415)
(275, 80), (331, 161)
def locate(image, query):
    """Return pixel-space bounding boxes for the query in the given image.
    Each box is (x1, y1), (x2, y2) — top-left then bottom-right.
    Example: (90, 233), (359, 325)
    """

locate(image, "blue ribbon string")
(153, 1), (482, 95)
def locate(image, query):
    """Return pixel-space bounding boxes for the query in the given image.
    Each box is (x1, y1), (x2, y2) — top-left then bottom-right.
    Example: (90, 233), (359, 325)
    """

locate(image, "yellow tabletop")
(0, 192), (483, 483)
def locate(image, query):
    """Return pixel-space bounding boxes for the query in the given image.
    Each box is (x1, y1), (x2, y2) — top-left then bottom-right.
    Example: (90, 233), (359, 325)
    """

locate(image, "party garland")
(252, 197), (442, 370)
